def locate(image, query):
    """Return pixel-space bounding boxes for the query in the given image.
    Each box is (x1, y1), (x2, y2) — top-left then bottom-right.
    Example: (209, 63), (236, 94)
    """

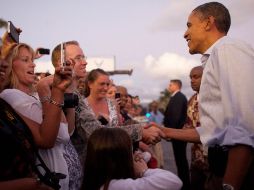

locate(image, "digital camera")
(64, 93), (79, 108)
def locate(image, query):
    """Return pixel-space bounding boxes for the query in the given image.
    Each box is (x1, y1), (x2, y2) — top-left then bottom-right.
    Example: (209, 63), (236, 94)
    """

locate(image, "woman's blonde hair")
(6, 43), (34, 89)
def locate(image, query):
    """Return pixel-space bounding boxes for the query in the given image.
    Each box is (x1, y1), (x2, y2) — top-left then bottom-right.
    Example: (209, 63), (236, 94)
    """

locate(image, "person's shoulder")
(215, 36), (253, 51)
(0, 89), (25, 100)
(189, 93), (197, 101)
(177, 91), (187, 100)
(0, 88), (22, 95)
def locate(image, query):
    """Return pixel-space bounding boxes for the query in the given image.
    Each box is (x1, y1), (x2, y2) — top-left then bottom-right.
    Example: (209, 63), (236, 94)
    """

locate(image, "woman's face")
(89, 74), (110, 98)
(106, 85), (117, 99)
(12, 47), (35, 90)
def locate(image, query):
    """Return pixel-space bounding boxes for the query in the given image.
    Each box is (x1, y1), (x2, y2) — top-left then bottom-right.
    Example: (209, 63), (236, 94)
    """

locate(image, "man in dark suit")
(163, 79), (190, 190)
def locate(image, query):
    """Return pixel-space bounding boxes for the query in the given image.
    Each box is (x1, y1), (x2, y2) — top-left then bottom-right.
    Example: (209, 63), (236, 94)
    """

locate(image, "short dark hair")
(170, 79), (182, 88)
(82, 128), (135, 190)
(193, 2), (231, 34)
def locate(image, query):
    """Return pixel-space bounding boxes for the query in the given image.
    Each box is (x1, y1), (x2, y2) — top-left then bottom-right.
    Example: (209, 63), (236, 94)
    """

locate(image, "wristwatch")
(223, 184), (234, 190)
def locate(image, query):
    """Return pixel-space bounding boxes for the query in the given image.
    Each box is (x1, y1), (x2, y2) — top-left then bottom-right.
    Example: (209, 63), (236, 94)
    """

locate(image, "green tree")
(158, 88), (171, 112)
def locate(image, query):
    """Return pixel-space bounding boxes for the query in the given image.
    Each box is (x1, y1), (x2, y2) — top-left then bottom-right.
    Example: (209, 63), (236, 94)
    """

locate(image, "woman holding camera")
(0, 41), (81, 190)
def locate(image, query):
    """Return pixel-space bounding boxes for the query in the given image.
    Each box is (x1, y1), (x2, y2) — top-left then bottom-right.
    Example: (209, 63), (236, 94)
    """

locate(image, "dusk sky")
(1, 0), (254, 103)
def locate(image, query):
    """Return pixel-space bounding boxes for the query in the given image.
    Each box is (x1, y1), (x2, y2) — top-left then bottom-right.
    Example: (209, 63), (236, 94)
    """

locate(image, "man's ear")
(205, 16), (215, 31)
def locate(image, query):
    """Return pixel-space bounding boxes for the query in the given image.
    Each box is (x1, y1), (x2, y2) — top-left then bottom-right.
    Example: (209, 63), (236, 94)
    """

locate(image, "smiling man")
(161, 2), (254, 190)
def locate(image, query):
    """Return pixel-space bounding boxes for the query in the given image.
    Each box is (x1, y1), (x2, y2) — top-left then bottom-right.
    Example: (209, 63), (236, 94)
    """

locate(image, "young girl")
(82, 127), (182, 190)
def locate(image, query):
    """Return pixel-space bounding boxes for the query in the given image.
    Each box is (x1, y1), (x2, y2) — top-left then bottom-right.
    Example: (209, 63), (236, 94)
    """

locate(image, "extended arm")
(223, 145), (254, 190)
(161, 127), (200, 143)
(26, 66), (72, 148)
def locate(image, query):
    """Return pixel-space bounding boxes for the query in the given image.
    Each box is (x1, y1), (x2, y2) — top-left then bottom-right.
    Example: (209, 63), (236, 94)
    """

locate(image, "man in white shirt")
(161, 2), (254, 190)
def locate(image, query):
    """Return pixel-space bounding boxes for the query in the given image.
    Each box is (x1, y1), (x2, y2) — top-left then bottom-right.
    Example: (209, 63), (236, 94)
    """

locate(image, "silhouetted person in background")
(183, 66), (208, 190)
(163, 79), (189, 190)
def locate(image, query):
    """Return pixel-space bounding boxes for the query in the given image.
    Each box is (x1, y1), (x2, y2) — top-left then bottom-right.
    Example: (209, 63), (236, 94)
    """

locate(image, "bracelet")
(40, 96), (64, 108)
(40, 96), (50, 103)
(49, 98), (64, 108)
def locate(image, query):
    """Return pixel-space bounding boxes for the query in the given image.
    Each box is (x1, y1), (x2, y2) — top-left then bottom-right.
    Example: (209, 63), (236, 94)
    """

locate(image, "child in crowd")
(82, 127), (182, 190)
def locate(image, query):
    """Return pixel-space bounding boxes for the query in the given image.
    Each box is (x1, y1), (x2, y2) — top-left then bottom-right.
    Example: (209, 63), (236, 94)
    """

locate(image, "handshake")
(142, 122), (167, 145)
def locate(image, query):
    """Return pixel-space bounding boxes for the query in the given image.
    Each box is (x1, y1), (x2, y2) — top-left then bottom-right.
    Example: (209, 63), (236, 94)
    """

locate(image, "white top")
(100, 168), (182, 190)
(0, 89), (71, 189)
(197, 36), (254, 148)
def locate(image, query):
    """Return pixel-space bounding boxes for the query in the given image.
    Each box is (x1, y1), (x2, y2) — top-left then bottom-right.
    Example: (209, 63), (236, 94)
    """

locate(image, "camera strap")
(0, 98), (66, 190)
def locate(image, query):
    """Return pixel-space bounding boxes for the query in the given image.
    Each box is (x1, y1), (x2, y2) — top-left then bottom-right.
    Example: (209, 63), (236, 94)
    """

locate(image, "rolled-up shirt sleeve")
(198, 37), (254, 148)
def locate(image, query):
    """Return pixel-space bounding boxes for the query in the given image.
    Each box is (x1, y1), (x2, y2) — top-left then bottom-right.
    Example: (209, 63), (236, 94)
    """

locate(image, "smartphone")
(7, 21), (19, 43)
(97, 115), (108, 125)
(38, 48), (50, 55)
(115, 92), (121, 99)
(60, 42), (65, 67)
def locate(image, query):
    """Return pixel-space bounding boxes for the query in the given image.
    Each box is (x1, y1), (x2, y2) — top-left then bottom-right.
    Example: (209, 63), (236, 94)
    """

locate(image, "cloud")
(117, 52), (200, 103)
(144, 52), (198, 80)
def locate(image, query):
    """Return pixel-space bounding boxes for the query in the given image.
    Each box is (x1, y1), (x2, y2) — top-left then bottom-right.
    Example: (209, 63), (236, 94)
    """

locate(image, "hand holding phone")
(34, 48), (50, 59)
(115, 92), (121, 106)
(7, 21), (19, 43)
(115, 92), (121, 99)
(60, 42), (66, 68)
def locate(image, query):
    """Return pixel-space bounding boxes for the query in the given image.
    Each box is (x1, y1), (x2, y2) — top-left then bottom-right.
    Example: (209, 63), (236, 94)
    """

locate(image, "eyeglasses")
(73, 55), (87, 62)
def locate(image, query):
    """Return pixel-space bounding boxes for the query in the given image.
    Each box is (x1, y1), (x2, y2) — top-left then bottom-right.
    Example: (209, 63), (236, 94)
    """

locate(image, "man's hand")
(34, 47), (44, 59)
(142, 126), (165, 145)
(52, 64), (73, 92)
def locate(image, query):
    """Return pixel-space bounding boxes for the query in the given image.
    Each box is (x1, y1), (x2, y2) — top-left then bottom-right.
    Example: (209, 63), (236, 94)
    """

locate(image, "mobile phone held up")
(115, 92), (121, 99)
(7, 21), (19, 43)
(38, 48), (50, 55)
(60, 42), (66, 67)
(97, 115), (108, 125)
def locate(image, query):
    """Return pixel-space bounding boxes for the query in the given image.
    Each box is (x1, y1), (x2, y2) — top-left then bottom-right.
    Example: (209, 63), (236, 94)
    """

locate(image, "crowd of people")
(0, 2), (253, 190)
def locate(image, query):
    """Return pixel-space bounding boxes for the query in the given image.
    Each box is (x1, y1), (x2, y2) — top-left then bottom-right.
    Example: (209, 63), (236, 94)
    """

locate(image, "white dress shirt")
(197, 36), (254, 148)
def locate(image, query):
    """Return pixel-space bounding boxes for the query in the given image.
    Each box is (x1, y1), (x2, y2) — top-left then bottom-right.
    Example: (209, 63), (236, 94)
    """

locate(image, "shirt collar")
(200, 36), (226, 67)
(171, 90), (180, 97)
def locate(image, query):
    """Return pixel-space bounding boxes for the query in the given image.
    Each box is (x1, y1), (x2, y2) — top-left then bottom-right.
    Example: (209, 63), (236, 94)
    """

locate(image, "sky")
(1, 0), (254, 103)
